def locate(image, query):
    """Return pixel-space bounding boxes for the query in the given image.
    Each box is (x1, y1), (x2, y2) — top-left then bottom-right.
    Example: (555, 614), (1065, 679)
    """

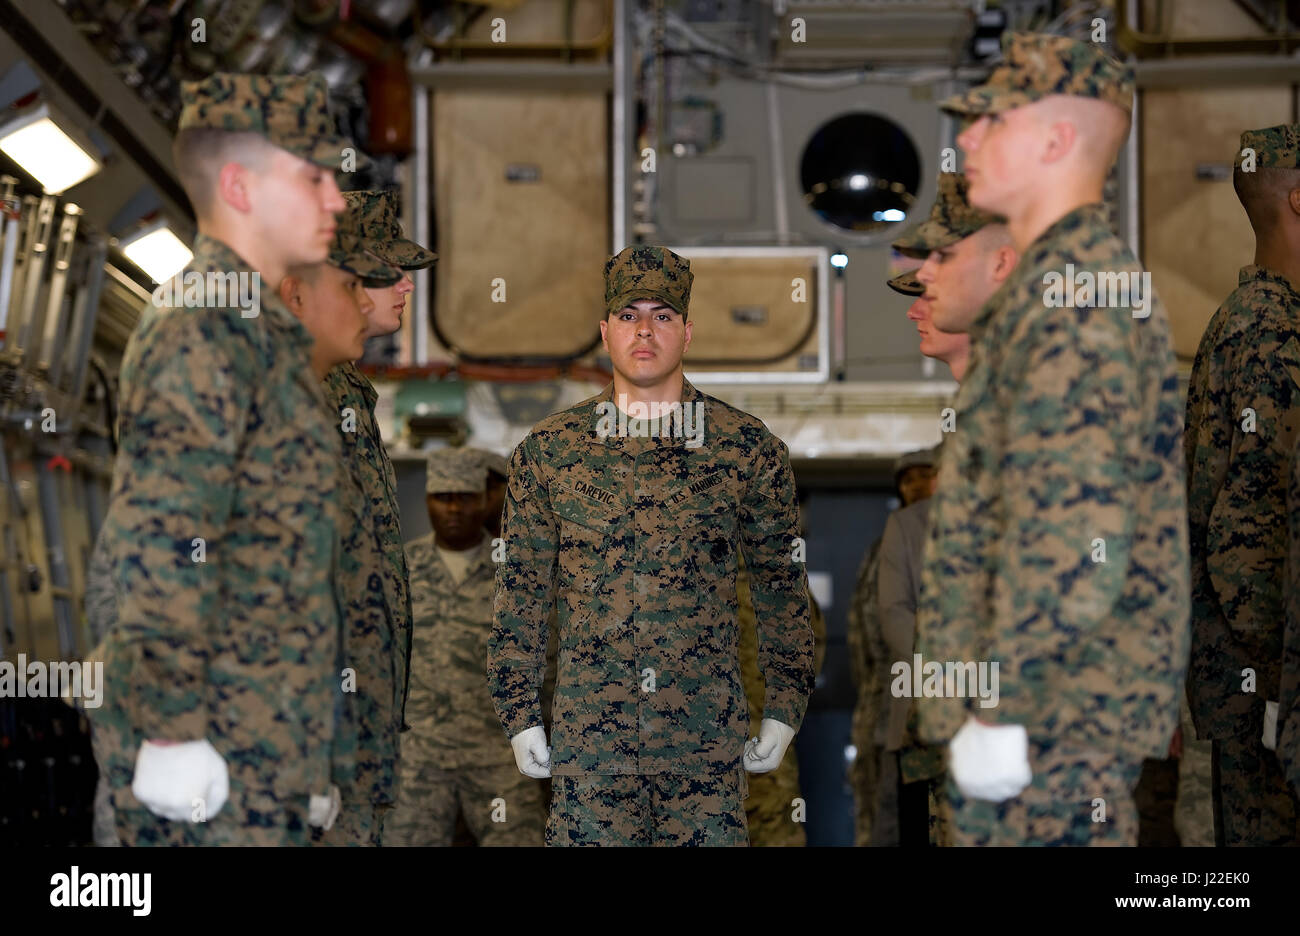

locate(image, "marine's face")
(298, 265), (371, 367)
(251, 149), (345, 267)
(915, 233), (991, 335)
(600, 299), (693, 386)
(427, 491), (486, 548)
(364, 271), (414, 339)
(905, 294), (968, 364)
(957, 106), (1040, 216)
(897, 465), (937, 506)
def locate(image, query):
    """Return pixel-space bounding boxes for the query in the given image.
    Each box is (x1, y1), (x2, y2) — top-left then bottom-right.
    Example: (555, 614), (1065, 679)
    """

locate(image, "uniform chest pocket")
(668, 496), (737, 572)
(553, 496), (616, 591)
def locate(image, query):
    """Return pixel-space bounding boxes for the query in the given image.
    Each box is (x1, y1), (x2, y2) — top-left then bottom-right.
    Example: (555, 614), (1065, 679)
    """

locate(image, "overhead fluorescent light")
(120, 221), (193, 283)
(0, 101), (103, 195)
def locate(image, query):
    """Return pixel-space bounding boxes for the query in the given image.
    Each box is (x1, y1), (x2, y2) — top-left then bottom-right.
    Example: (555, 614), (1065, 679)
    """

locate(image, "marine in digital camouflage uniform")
(87, 73), (364, 846)
(386, 449), (546, 846)
(314, 190), (436, 845)
(915, 34), (1190, 846)
(283, 204), (408, 847)
(1186, 125), (1300, 845)
(737, 550), (826, 847)
(488, 246), (816, 846)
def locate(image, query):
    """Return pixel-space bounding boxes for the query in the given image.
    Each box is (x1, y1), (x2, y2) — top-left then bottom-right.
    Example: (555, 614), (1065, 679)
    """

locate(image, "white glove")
(743, 718), (796, 774)
(131, 738), (229, 822)
(510, 725), (552, 778)
(948, 715), (1033, 802)
(1263, 700), (1279, 752)
(308, 786), (341, 831)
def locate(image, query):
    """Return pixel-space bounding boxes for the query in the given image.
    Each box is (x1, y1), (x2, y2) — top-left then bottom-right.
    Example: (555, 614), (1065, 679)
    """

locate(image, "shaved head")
(172, 129), (277, 218)
(1034, 95), (1131, 172)
(1234, 166), (1300, 235)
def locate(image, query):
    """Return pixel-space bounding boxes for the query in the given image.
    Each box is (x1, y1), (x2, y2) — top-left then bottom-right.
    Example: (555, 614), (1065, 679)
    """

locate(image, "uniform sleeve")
(487, 436), (558, 740)
(111, 324), (248, 742)
(84, 523), (118, 647)
(876, 512), (918, 670)
(987, 309), (1138, 725)
(739, 433), (815, 731)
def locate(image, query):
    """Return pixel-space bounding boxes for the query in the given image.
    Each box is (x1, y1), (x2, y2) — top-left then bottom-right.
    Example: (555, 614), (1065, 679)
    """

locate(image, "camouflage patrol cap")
(894, 445), (940, 481)
(887, 270), (923, 296)
(425, 448), (487, 495)
(1235, 124), (1300, 170)
(604, 245), (693, 318)
(940, 33), (1134, 117)
(325, 231), (400, 287)
(343, 190), (437, 270)
(891, 173), (1003, 256)
(178, 72), (366, 171)
(474, 449), (509, 480)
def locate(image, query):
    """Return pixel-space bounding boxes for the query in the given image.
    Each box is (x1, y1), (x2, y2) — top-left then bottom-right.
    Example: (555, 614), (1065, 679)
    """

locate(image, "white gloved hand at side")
(308, 785), (341, 830)
(1263, 700), (1280, 751)
(510, 725), (552, 778)
(131, 738), (229, 822)
(743, 718), (795, 774)
(948, 715), (1033, 802)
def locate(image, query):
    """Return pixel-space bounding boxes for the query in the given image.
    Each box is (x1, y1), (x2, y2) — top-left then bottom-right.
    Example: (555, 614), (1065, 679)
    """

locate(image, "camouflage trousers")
(745, 755), (806, 847)
(385, 760), (546, 846)
(547, 769), (750, 847)
(1212, 736), (1300, 846)
(1175, 719), (1215, 848)
(312, 799), (391, 846)
(945, 742), (1141, 847)
(850, 741), (896, 846)
(927, 776), (952, 846)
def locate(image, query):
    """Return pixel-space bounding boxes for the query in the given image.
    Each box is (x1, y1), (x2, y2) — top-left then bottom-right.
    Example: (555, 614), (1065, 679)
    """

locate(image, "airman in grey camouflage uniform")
(87, 72), (364, 846)
(488, 246), (815, 846)
(1187, 124), (1300, 845)
(915, 34), (1190, 846)
(386, 449), (547, 845)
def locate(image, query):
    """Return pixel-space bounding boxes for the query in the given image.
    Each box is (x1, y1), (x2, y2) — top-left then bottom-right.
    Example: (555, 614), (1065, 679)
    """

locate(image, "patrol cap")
(343, 190), (437, 270)
(477, 449), (510, 481)
(425, 448), (487, 495)
(1235, 124), (1300, 170)
(326, 231), (400, 287)
(940, 33), (1134, 117)
(891, 173), (1003, 256)
(178, 72), (367, 171)
(887, 270), (923, 296)
(894, 445), (940, 483)
(604, 245), (693, 318)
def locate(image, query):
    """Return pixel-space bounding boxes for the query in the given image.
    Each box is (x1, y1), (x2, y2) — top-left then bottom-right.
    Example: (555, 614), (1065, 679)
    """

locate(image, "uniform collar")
(968, 202), (1113, 342)
(589, 375), (707, 454)
(188, 234), (313, 355)
(328, 361), (378, 408)
(432, 533), (494, 578)
(1240, 264), (1300, 299)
